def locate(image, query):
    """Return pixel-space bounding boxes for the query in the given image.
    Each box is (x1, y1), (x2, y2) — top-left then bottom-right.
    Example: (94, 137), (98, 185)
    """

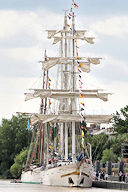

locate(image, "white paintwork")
(21, 160), (93, 187)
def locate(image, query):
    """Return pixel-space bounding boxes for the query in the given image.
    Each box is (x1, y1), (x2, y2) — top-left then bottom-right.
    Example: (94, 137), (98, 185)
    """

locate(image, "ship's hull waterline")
(21, 161), (93, 187)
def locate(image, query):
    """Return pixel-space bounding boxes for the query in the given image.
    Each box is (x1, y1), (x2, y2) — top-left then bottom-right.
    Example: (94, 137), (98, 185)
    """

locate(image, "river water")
(0, 180), (126, 192)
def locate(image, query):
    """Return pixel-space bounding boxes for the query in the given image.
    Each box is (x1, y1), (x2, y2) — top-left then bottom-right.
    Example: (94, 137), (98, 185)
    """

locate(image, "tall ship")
(21, 0), (112, 187)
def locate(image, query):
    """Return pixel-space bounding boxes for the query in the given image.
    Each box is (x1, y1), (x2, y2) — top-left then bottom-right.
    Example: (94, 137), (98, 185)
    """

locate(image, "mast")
(43, 50), (49, 167)
(39, 50), (48, 166)
(64, 10), (69, 161)
(72, 6), (75, 92)
(71, 1), (76, 163)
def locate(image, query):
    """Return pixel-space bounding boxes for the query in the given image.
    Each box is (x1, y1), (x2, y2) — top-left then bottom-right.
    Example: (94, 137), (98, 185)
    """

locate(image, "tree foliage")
(10, 163), (22, 178)
(113, 105), (128, 134)
(86, 133), (110, 161)
(107, 105), (128, 159)
(101, 148), (117, 163)
(0, 115), (31, 178)
(10, 149), (28, 178)
(14, 149), (28, 165)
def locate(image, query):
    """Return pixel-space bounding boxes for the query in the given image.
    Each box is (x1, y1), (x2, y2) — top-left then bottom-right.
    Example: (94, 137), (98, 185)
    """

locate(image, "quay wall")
(93, 181), (128, 190)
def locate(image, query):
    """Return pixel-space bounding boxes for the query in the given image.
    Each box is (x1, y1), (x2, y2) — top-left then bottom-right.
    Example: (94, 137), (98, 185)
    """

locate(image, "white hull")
(21, 161), (93, 187)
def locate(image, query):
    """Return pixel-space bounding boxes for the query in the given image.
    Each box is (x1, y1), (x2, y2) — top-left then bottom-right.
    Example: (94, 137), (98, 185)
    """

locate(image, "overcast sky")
(0, 0), (128, 123)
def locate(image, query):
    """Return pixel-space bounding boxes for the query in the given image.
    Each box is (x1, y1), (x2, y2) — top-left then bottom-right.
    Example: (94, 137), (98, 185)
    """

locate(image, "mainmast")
(72, 6), (75, 92)
(64, 10), (69, 161)
(71, 1), (77, 162)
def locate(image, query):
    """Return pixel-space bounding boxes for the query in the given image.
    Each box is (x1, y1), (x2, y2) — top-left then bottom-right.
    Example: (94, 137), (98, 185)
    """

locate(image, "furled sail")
(87, 58), (101, 64)
(84, 37), (95, 44)
(30, 113), (113, 124)
(47, 30), (57, 39)
(41, 57), (72, 70)
(47, 30), (86, 39)
(25, 89), (110, 102)
(40, 57), (101, 70)
(75, 31), (86, 38)
(53, 37), (62, 44)
(47, 29), (95, 45)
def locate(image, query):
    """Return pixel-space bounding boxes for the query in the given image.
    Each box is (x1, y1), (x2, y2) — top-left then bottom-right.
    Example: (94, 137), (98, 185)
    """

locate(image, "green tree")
(14, 149), (28, 165)
(10, 164), (22, 178)
(101, 148), (117, 163)
(0, 115), (31, 178)
(110, 133), (128, 158)
(113, 105), (128, 134)
(89, 133), (109, 161)
(10, 149), (28, 178)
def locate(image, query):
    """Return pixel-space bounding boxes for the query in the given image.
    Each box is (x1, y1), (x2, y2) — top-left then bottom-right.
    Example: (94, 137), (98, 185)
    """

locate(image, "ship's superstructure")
(21, 1), (112, 187)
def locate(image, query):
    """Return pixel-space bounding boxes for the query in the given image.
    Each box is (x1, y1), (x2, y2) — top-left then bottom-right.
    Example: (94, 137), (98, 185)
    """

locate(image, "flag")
(49, 145), (53, 150)
(76, 49), (78, 56)
(78, 63), (82, 67)
(81, 126), (86, 131)
(27, 119), (30, 131)
(80, 102), (85, 107)
(36, 131), (39, 135)
(68, 15), (71, 19)
(82, 130), (84, 137)
(78, 68), (81, 73)
(74, 29), (76, 34)
(82, 143), (85, 149)
(79, 79), (83, 85)
(81, 113), (86, 120)
(49, 100), (52, 105)
(66, 24), (70, 27)
(80, 93), (83, 98)
(81, 120), (87, 127)
(81, 126), (87, 135)
(49, 122), (53, 126)
(48, 82), (50, 86)
(72, 2), (79, 8)
(49, 129), (53, 133)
